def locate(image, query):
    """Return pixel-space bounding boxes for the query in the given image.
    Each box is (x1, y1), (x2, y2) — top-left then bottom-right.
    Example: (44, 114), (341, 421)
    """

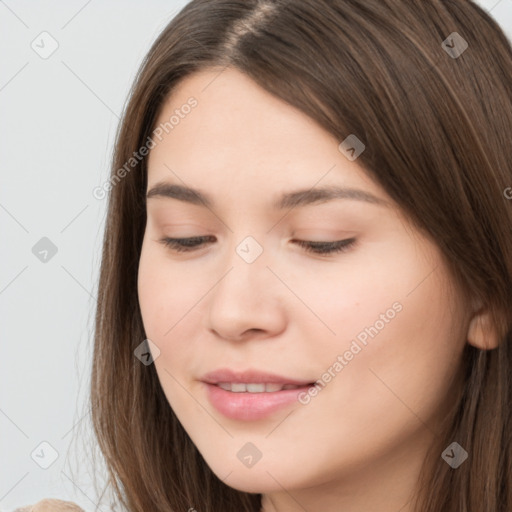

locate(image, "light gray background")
(1, 1), (511, 510)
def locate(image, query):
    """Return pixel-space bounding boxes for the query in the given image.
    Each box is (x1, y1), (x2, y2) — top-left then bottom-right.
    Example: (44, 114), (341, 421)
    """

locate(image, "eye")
(158, 236), (215, 253)
(292, 237), (356, 255)
(158, 236), (356, 255)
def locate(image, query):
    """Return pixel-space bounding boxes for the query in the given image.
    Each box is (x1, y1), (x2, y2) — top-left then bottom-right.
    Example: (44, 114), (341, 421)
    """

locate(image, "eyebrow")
(146, 182), (390, 209)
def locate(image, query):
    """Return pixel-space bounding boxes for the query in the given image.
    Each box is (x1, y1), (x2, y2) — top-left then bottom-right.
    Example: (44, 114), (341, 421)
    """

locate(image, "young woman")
(87, 0), (512, 510)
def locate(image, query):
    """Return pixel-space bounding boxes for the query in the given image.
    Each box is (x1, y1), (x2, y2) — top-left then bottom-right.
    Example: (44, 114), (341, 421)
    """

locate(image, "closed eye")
(293, 238), (356, 254)
(159, 236), (214, 252)
(158, 236), (356, 255)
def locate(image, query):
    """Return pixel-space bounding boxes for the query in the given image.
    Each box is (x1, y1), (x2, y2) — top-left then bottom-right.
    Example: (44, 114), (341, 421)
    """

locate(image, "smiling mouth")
(215, 382), (313, 392)
(203, 380), (316, 421)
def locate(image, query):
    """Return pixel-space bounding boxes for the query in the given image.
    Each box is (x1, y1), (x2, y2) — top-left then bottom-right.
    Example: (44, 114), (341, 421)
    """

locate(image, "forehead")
(146, 67), (384, 204)
(150, 67), (334, 157)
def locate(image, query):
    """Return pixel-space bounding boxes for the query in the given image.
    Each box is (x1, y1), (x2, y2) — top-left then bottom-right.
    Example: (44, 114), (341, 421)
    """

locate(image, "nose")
(205, 241), (287, 342)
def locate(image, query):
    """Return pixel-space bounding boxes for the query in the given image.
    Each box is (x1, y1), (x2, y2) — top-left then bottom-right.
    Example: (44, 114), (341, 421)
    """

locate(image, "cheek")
(291, 242), (413, 365)
(137, 241), (215, 393)
(323, 280), (462, 442)
(137, 242), (200, 338)
(300, 238), (465, 427)
(137, 251), (169, 338)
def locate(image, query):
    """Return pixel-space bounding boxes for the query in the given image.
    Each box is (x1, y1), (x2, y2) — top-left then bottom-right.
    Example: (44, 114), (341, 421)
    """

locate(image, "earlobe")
(466, 306), (500, 350)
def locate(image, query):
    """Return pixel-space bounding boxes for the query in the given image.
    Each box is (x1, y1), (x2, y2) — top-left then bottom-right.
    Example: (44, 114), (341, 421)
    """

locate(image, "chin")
(220, 473), (282, 494)
(205, 459), (301, 494)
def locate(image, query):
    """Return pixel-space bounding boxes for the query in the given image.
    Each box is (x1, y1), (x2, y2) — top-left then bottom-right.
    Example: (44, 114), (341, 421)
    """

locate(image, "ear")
(466, 301), (500, 350)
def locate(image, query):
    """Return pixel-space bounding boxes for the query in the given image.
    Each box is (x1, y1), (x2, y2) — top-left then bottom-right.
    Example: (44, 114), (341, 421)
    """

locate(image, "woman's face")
(137, 68), (472, 503)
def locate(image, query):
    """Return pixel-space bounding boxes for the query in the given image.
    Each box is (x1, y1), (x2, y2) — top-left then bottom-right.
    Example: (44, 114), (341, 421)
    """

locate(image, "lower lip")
(203, 382), (313, 421)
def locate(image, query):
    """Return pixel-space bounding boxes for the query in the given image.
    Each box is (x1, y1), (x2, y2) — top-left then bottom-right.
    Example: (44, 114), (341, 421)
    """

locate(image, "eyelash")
(158, 236), (356, 255)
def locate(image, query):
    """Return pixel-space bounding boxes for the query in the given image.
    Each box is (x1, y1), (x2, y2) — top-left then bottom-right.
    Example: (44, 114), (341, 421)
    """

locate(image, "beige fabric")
(13, 498), (85, 511)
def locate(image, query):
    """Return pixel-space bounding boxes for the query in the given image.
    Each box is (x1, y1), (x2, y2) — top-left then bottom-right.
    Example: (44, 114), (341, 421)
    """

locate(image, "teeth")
(246, 383), (266, 393)
(265, 383), (284, 392)
(216, 382), (302, 392)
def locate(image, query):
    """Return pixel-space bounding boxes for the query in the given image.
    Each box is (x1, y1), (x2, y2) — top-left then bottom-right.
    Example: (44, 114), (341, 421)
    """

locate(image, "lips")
(217, 382), (302, 392)
(200, 368), (314, 387)
(200, 368), (315, 421)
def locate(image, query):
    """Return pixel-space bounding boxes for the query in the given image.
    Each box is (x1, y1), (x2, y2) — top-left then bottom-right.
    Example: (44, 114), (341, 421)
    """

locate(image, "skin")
(137, 67), (497, 512)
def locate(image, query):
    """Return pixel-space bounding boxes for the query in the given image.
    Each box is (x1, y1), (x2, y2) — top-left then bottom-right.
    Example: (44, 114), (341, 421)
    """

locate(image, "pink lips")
(200, 368), (314, 421)
(201, 368), (313, 386)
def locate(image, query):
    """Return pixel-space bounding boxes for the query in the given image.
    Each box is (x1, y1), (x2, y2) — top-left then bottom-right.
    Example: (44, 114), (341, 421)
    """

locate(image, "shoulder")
(13, 498), (85, 511)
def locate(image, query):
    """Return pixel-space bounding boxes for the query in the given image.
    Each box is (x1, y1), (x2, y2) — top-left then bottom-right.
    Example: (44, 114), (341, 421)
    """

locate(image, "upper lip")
(201, 368), (313, 386)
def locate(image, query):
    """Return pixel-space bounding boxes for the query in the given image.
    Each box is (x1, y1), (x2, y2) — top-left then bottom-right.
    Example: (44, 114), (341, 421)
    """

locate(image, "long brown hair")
(87, 1), (512, 510)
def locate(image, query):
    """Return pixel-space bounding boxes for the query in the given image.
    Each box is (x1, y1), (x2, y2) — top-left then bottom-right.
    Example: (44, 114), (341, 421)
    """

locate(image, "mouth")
(200, 369), (316, 421)
(215, 382), (308, 392)
(200, 368), (314, 388)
